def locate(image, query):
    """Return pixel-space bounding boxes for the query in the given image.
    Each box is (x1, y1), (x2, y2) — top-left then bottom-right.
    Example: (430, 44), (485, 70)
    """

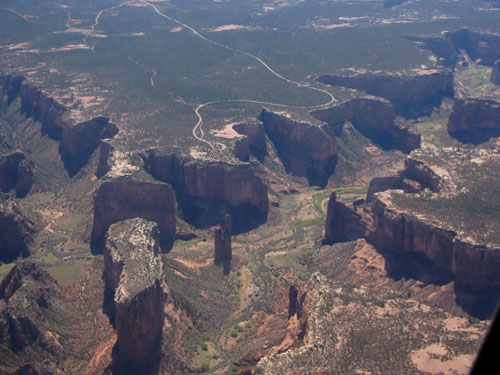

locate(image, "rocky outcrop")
(448, 98), (500, 144)
(366, 157), (443, 201)
(310, 98), (420, 153)
(59, 117), (118, 177)
(96, 141), (114, 179)
(323, 192), (373, 245)
(90, 177), (177, 252)
(407, 29), (500, 67)
(142, 151), (268, 232)
(0, 201), (36, 263)
(0, 152), (34, 197)
(233, 123), (268, 162)
(317, 71), (454, 118)
(491, 60), (500, 85)
(0, 263), (59, 353)
(214, 214), (232, 263)
(259, 109), (337, 187)
(288, 285), (307, 320)
(104, 218), (165, 375)
(0, 74), (118, 177)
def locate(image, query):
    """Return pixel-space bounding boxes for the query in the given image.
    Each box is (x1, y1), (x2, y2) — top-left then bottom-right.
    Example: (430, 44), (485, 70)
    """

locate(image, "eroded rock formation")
(491, 60), (500, 85)
(384, 0), (407, 7)
(96, 141), (114, 179)
(0, 201), (36, 263)
(142, 151), (268, 232)
(233, 123), (268, 162)
(259, 109), (337, 187)
(317, 71), (453, 118)
(104, 218), (166, 375)
(60, 116), (118, 177)
(215, 214), (233, 263)
(0, 152), (34, 197)
(366, 157), (443, 202)
(448, 98), (500, 144)
(407, 28), (500, 67)
(0, 74), (118, 177)
(310, 98), (420, 153)
(91, 177), (177, 252)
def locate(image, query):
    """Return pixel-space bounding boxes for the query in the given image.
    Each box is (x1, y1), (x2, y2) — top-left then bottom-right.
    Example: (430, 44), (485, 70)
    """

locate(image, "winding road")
(89, 0), (336, 150)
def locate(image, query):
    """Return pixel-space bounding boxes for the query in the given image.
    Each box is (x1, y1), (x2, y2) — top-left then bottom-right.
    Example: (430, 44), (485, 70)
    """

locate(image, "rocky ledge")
(259, 109), (337, 187)
(324, 147), (500, 289)
(447, 98), (500, 144)
(0, 152), (34, 198)
(0, 74), (118, 177)
(104, 218), (166, 375)
(317, 71), (453, 118)
(310, 98), (420, 153)
(142, 150), (268, 231)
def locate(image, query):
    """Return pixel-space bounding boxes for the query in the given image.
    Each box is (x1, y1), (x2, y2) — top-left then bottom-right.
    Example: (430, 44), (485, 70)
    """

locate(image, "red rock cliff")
(91, 177), (177, 252)
(142, 151), (268, 232)
(448, 98), (500, 144)
(259, 109), (337, 187)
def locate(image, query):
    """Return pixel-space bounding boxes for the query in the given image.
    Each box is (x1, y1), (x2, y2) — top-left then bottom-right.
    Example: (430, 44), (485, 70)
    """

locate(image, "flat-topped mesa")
(0, 74), (118, 177)
(0, 152), (34, 198)
(60, 116), (118, 177)
(232, 123), (268, 162)
(90, 176), (177, 252)
(258, 109), (337, 188)
(0, 201), (37, 263)
(142, 151), (268, 232)
(492, 60), (500, 85)
(317, 71), (454, 119)
(383, 0), (408, 7)
(104, 218), (166, 374)
(310, 98), (420, 153)
(447, 98), (500, 144)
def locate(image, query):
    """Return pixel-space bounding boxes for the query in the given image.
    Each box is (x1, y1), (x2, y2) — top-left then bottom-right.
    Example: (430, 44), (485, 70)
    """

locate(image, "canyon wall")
(233, 123), (268, 162)
(0, 152), (34, 197)
(90, 177), (177, 252)
(317, 71), (453, 118)
(259, 109), (337, 187)
(60, 116), (118, 177)
(0, 201), (36, 263)
(104, 218), (166, 375)
(447, 98), (500, 144)
(0, 74), (118, 177)
(310, 98), (420, 153)
(142, 151), (268, 232)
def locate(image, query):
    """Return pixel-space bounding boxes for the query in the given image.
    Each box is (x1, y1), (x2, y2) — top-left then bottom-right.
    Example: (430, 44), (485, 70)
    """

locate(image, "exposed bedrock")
(59, 117), (118, 177)
(258, 109), (337, 187)
(104, 218), (166, 375)
(447, 98), (500, 144)
(214, 214), (232, 263)
(0, 74), (118, 177)
(310, 98), (420, 153)
(407, 28), (500, 67)
(492, 60), (500, 85)
(233, 123), (268, 162)
(366, 157), (443, 201)
(90, 177), (177, 252)
(0, 74), (67, 139)
(0, 263), (59, 352)
(323, 193), (500, 289)
(0, 152), (34, 197)
(317, 71), (453, 118)
(96, 141), (114, 179)
(0, 201), (36, 263)
(142, 151), (269, 232)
